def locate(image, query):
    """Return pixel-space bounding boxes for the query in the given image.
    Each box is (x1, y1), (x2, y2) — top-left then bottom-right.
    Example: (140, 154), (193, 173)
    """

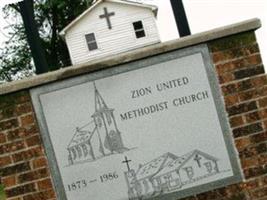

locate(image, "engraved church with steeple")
(67, 83), (128, 165)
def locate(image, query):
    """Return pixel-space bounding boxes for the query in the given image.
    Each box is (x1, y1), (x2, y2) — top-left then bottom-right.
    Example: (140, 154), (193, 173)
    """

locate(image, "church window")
(183, 167), (194, 179)
(143, 179), (149, 192)
(75, 146), (82, 158)
(133, 21), (146, 38)
(204, 162), (213, 173)
(85, 33), (98, 51)
(106, 113), (112, 125)
(96, 117), (102, 127)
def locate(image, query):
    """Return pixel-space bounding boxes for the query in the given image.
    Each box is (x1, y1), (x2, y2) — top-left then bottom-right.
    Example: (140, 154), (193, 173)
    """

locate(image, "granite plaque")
(31, 45), (243, 200)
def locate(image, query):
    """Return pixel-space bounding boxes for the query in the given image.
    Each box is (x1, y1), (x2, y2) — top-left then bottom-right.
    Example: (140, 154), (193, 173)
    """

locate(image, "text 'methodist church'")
(60, 0), (161, 65)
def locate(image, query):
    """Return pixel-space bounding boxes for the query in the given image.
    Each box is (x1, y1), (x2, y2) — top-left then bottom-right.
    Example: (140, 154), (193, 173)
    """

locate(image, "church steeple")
(91, 82), (127, 155)
(94, 82), (108, 112)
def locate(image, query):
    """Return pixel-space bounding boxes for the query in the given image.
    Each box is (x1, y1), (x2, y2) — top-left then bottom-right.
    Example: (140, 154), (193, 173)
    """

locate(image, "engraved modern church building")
(67, 84), (127, 165)
(124, 150), (220, 199)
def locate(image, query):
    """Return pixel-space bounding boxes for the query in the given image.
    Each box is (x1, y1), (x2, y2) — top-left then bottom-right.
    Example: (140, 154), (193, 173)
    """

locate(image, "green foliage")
(0, 185), (5, 200)
(0, 0), (93, 82)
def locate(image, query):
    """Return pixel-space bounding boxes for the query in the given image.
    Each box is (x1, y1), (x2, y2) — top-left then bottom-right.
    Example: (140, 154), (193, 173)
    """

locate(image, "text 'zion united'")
(120, 90), (210, 121)
(131, 77), (189, 99)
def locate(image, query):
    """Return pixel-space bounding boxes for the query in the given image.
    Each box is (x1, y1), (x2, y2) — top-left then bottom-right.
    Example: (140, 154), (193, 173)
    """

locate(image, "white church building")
(60, 0), (161, 65)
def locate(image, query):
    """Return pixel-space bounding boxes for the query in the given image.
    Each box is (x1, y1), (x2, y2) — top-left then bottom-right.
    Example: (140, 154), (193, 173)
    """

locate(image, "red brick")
(218, 72), (235, 84)
(25, 135), (41, 147)
(221, 83), (238, 96)
(2, 176), (16, 188)
(229, 116), (244, 128)
(245, 111), (260, 123)
(0, 118), (19, 131)
(216, 54), (262, 75)
(0, 155), (12, 167)
(17, 168), (49, 184)
(260, 108), (267, 119)
(243, 165), (267, 179)
(258, 154), (267, 165)
(0, 141), (25, 154)
(224, 94), (239, 107)
(32, 157), (48, 169)
(227, 101), (258, 116)
(7, 125), (39, 142)
(250, 187), (267, 199)
(250, 131), (267, 144)
(240, 179), (260, 190)
(259, 97), (267, 108)
(235, 137), (251, 151)
(196, 190), (221, 200)
(20, 114), (34, 127)
(241, 157), (259, 169)
(237, 79), (253, 92)
(239, 143), (267, 159)
(15, 103), (32, 116)
(22, 189), (55, 200)
(212, 44), (259, 64)
(233, 122), (263, 138)
(234, 65), (265, 80)
(5, 183), (36, 198)
(0, 162), (31, 177)
(251, 75), (267, 87)
(0, 133), (6, 144)
(239, 89), (259, 102)
(209, 31), (256, 52)
(0, 106), (16, 121)
(12, 146), (44, 163)
(37, 178), (53, 191)
(260, 175), (267, 186)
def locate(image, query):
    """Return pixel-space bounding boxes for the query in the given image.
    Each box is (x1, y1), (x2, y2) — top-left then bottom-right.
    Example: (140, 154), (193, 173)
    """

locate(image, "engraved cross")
(194, 154), (202, 167)
(122, 156), (132, 171)
(99, 7), (115, 29)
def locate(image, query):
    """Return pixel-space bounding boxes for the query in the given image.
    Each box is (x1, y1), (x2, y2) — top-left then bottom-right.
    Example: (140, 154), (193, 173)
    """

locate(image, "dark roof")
(155, 150), (219, 177)
(68, 122), (96, 148)
(135, 152), (178, 180)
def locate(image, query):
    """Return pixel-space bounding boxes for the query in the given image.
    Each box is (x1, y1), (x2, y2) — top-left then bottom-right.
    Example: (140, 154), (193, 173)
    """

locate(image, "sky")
(0, 0), (267, 68)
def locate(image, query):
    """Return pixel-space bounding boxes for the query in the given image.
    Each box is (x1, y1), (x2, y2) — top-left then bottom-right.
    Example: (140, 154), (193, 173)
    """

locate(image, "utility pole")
(18, 0), (49, 74)
(170, 0), (191, 37)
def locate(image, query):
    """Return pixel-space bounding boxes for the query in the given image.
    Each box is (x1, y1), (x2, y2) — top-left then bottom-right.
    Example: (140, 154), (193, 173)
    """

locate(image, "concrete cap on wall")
(0, 18), (261, 96)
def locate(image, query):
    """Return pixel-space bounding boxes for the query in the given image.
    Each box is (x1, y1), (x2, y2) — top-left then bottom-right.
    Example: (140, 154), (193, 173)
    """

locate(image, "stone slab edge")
(0, 18), (261, 95)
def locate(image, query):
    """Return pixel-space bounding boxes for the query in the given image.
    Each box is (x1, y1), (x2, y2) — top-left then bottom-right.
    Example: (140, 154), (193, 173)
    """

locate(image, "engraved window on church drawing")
(96, 117), (102, 127)
(204, 162), (213, 173)
(133, 21), (146, 38)
(183, 167), (194, 179)
(106, 113), (112, 125)
(85, 33), (98, 51)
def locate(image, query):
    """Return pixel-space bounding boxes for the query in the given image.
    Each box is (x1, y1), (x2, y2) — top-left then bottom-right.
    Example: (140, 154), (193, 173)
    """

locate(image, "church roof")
(135, 152), (178, 180)
(68, 121), (96, 148)
(60, 0), (158, 37)
(155, 150), (219, 177)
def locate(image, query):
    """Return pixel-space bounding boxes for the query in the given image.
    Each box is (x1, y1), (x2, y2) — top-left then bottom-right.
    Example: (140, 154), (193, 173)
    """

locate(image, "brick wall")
(0, 31), (266, 200)
(0, 91), (56, 200)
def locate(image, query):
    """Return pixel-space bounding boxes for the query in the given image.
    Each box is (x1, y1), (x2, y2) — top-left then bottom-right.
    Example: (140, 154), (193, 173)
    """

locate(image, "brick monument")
(0, 19), (267, 200)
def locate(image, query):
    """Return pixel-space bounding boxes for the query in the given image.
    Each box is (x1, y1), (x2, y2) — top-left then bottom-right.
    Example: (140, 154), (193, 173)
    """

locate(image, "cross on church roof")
(194, 154), (202, 167)
(99, 7), (115, 29)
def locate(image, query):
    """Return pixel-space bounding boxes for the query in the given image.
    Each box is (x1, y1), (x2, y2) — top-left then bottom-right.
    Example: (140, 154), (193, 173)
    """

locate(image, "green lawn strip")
(0, 185), (6, 200)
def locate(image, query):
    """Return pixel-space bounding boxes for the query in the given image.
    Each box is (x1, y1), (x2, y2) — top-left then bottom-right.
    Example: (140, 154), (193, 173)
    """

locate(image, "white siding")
(65, 2), (160, 65)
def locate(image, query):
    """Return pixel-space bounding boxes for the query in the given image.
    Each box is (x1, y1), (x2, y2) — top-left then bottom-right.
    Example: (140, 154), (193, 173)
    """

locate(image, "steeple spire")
(94, 82), (108, 112)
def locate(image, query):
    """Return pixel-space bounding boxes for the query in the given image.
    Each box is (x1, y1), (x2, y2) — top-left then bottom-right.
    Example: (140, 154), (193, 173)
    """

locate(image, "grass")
(0, 185), (5, 200)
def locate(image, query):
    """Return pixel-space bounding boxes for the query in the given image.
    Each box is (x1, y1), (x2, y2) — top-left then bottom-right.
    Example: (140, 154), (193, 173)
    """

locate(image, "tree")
(0, 0), (92, 82)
